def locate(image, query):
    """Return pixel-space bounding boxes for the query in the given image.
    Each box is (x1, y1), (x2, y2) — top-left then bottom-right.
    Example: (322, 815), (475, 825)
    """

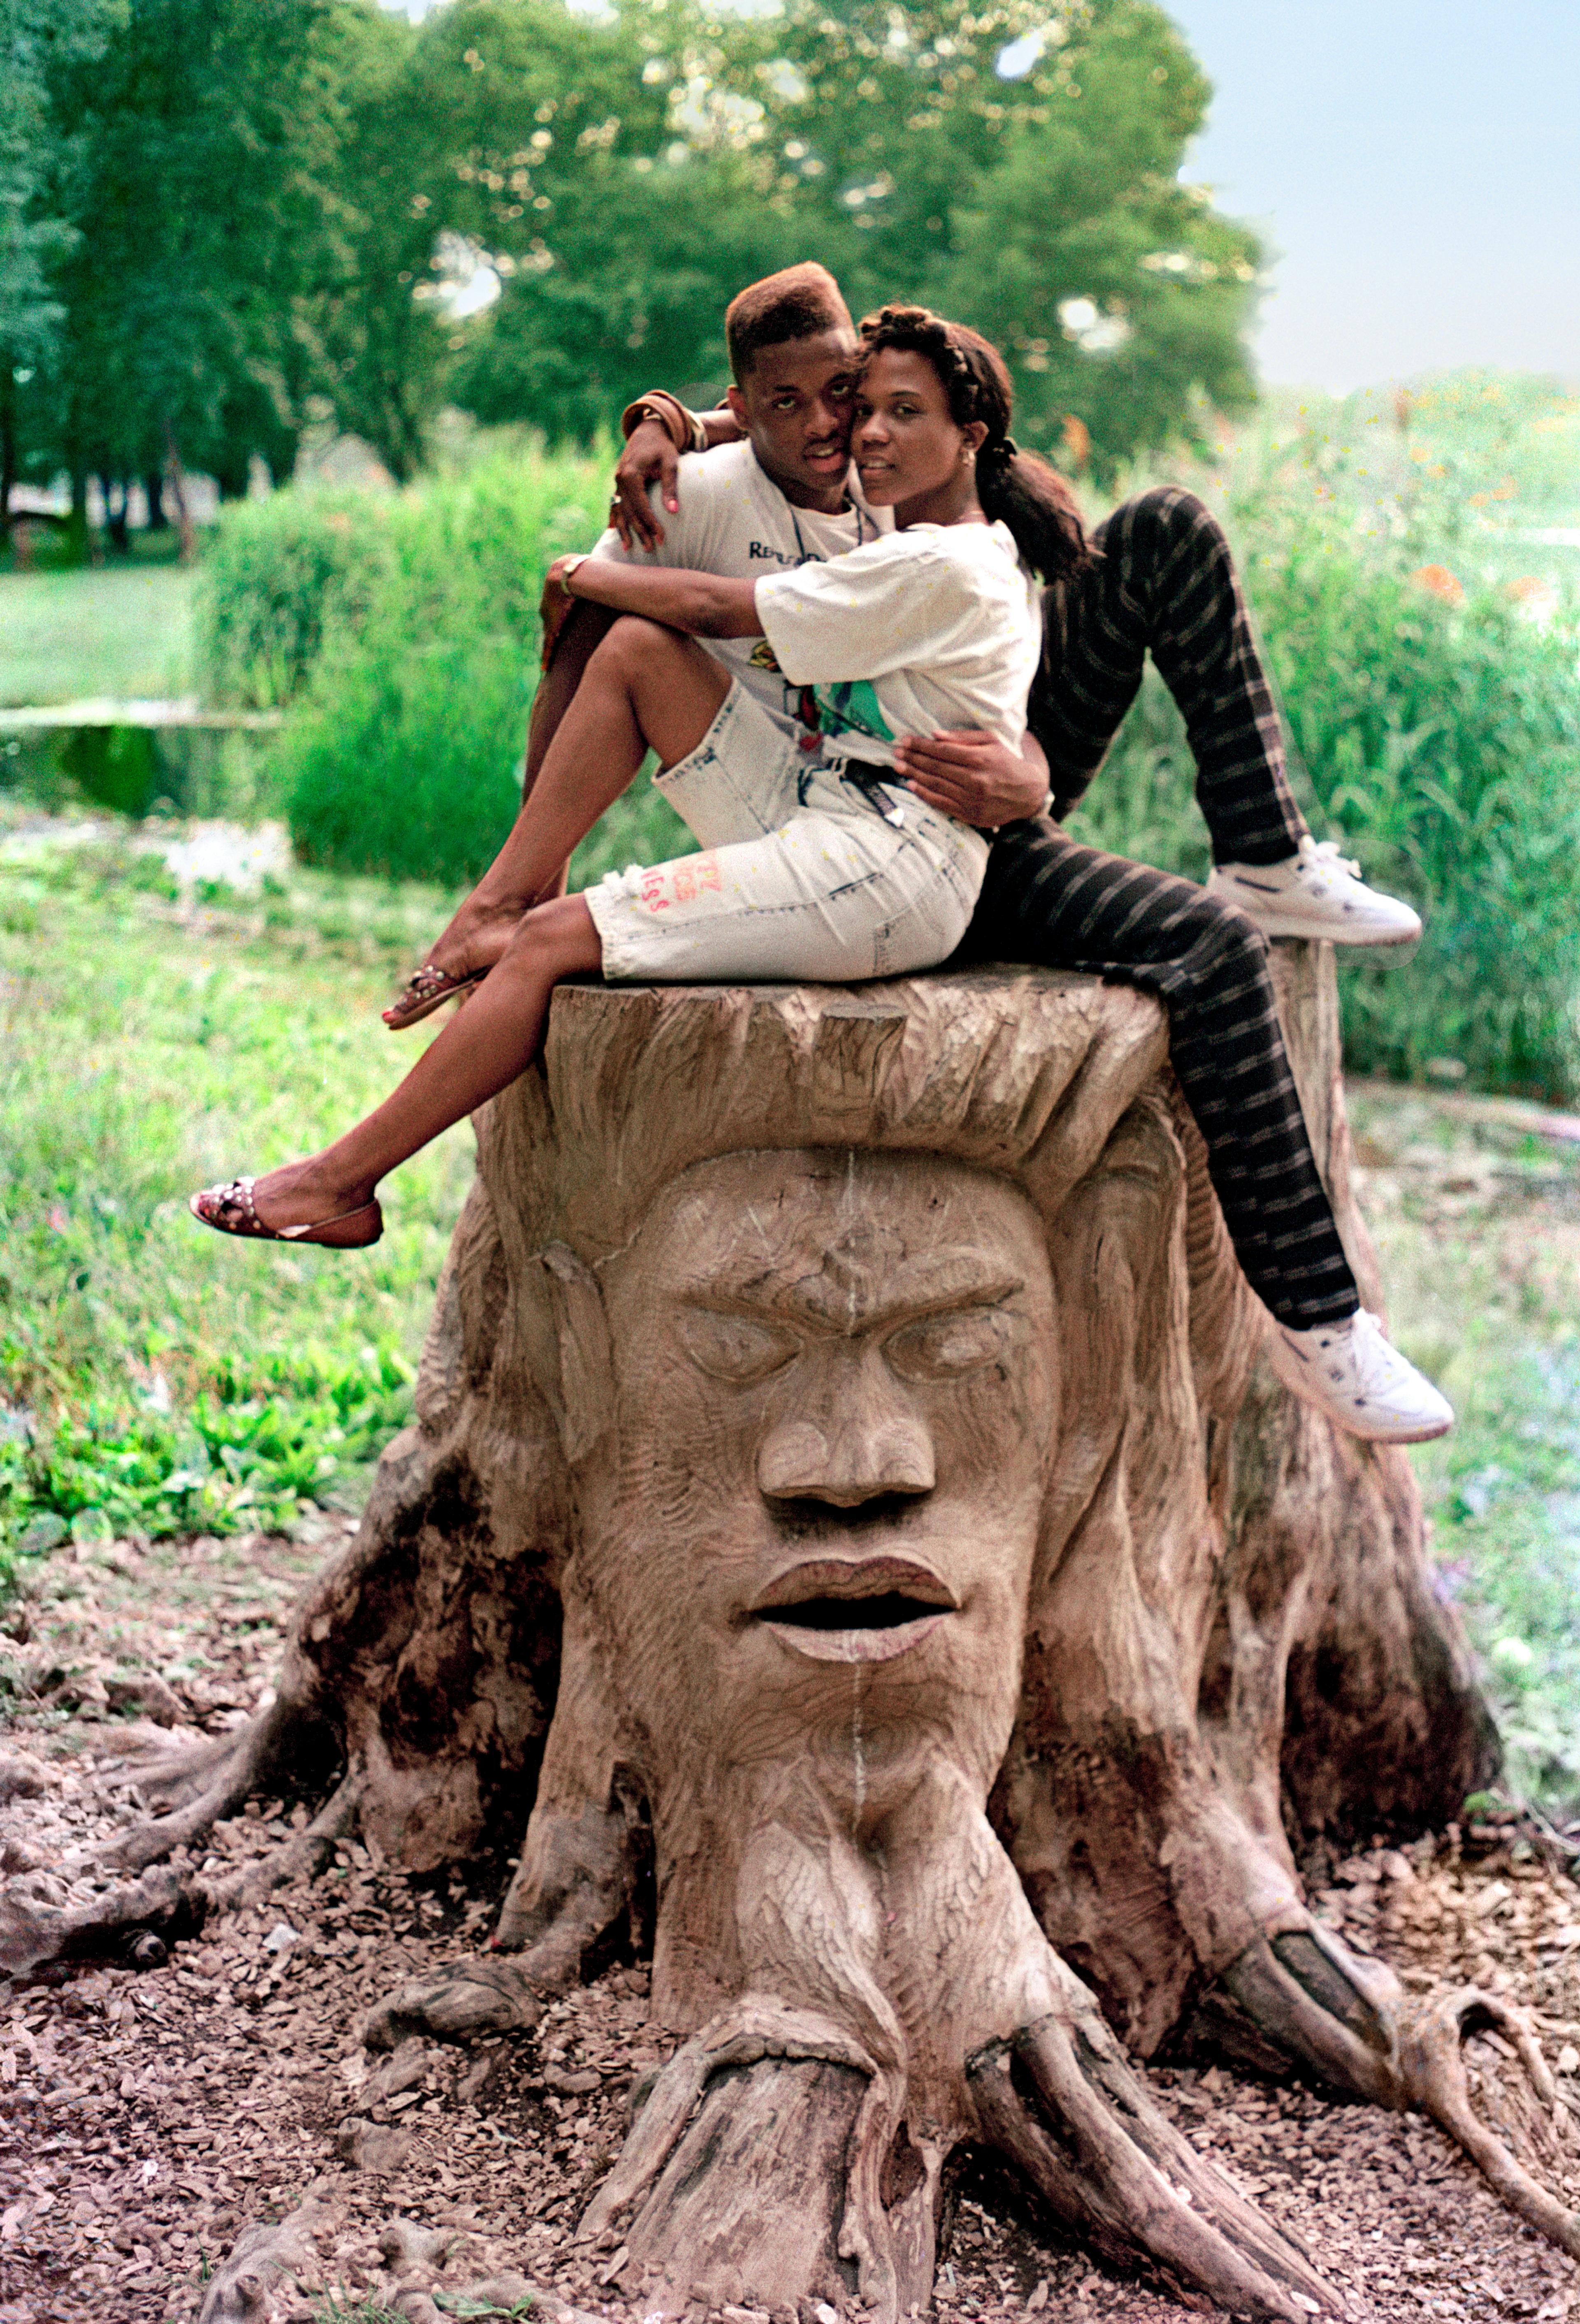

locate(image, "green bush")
(198, 490), (396, 709)
(204, 429), (1580, 1091)
(1072, 498), (1580, 1099)
(1252, 511), (1580, 1095)
(0, 1344), (413, 1566)
(237, 450), (613, 886)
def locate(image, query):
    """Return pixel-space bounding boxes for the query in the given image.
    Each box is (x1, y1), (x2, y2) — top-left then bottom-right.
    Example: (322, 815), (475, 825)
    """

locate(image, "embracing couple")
(192, 263), (1451, 1446)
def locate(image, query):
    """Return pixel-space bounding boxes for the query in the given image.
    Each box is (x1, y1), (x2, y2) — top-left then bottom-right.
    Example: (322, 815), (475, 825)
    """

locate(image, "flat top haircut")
(725, 262), (855, 384)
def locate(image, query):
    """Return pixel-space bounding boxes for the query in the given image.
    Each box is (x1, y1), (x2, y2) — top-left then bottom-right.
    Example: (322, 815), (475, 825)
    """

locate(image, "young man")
(521, 265), (1057, 834)
(414, 263), (1450, 1446)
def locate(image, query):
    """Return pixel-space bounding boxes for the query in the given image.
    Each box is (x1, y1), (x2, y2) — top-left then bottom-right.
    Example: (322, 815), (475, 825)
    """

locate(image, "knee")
(1104, 484), (1227, 567)
(590, 614), (691, 683)
(500, 894), (596, 974)
(499, 901), (561, 972)
(1190, 890), (1273, 975)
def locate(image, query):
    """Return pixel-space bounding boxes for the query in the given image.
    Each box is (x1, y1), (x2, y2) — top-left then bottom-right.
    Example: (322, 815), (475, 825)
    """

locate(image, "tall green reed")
(1074, 476), (1580, 1097)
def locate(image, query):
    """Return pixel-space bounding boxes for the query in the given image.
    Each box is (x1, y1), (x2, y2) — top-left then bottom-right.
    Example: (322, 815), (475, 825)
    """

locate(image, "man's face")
(579, 1150), (1057, 1808)
(727, 330), (862, 507)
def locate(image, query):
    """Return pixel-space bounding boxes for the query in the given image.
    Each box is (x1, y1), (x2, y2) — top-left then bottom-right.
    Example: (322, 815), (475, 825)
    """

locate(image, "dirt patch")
(1, 1526), (1579, 2319)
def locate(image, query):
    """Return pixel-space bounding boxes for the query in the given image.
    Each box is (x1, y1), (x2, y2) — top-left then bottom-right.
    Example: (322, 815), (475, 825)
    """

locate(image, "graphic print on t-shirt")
(746, 638), (887, 746)
(812, 679), (894, 746)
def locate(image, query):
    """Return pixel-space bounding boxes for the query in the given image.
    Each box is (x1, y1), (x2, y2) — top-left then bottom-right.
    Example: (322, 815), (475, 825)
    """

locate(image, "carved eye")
(676, 1307), (801, 1385)
(884, 1307), (1015, 1384)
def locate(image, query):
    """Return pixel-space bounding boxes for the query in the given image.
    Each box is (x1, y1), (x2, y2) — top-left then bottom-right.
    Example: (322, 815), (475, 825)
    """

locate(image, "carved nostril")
(757, 1420), (935, 1507)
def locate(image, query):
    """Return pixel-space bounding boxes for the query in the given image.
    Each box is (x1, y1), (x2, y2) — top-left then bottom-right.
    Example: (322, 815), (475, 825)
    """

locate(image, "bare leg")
(246, 897), (604, 1234)
(515, 600), (619, 906)
(391, 619), (728, 1014)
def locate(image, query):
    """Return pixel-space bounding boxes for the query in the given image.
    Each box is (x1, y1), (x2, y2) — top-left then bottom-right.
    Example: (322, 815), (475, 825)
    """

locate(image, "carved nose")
(757, 1416), (935, 1507)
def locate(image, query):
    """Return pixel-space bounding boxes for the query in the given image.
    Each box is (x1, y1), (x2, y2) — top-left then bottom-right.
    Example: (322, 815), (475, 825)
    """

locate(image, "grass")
(0, 815), (473, 1576)
(1347, 1084), (1580, 1816)
(0, 561), (196, 706)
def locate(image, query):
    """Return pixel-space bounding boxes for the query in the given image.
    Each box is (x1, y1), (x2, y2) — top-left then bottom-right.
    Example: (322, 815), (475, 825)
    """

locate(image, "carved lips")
(748, 1555), (956, 1665)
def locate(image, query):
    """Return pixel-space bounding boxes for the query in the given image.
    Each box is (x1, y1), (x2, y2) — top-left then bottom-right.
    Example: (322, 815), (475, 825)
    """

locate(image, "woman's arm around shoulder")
(548, 553), (763, 639)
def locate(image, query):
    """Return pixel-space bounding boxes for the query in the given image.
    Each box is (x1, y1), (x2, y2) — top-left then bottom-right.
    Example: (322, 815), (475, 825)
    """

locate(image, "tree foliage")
(36, 0), (366, 499)
(0, 0), (125, 519)
(9, 0), (1263, 524)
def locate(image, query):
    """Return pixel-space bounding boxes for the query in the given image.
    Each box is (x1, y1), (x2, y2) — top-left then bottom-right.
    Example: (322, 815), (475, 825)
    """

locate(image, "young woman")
(190, 309), (1085, 1248)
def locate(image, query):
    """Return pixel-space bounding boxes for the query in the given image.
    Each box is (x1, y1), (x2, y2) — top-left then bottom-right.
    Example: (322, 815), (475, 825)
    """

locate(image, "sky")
(1161, 0), (1580, 390)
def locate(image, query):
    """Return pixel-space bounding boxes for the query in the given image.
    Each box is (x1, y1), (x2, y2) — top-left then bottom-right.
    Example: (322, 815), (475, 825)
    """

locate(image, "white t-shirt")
(586, 441), (891, 737)
(753, 521), (1041, 772)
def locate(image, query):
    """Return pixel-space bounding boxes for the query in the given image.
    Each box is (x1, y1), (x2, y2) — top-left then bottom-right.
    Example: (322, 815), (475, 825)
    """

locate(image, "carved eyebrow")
(685, 1271), (1027, 1336)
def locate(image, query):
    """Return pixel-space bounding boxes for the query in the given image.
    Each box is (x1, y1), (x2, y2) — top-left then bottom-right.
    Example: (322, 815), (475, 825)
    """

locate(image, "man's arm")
(611, 403), (744, 553)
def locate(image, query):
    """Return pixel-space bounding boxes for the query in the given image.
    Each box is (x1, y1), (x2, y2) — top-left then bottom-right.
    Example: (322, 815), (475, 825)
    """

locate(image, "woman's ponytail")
(857, 305), (1095, 589)
(975, 437), (1092, 590)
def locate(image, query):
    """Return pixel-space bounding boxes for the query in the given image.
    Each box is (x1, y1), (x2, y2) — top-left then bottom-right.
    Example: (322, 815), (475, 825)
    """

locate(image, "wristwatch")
(558, 554), (588, 590)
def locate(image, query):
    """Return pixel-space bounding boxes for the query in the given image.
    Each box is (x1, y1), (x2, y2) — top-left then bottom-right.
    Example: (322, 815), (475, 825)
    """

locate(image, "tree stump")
(21, 945), (1568, 2320)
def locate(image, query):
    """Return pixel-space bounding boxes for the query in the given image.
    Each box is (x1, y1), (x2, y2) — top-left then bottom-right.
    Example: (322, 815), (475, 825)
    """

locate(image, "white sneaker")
(1208, 835), (1422, 946)
(1268, 1310), (1453, 1443)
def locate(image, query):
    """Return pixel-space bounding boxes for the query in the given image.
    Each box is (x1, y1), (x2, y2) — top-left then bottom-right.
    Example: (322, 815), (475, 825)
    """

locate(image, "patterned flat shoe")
(189, 1178), (383, 1248)
(384, 961), (486, 1030)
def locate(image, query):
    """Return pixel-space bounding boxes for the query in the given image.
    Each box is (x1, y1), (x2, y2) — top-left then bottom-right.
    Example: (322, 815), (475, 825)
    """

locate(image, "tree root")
(1210, 1919), (1580, 2267)
(362, 1952), (546, 2052)
(580, 1999), (916, 2316)
(583, 2000), (888, 2241)
(0, 1758), (363, 1982)
(198, 1765), (366, 1918)
(363, 1783), (647, 2050)
(1402, 1987), (1580, 2262)
(195, 2188), (345, 2324)
(573, 1972), (1342, 2323)
(0, 1864), (200, 1980)
(191, 2188), (612, 2324)
(96, 1692), (303, 1876)
(491, 1770), (648, 1960)
(1215, 1923), (1403, 2110)
(970, 2011), (1343, 2323)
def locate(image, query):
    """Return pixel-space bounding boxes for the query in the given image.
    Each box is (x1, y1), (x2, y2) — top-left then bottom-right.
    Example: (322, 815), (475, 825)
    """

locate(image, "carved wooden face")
(579, 1148), (1057, 1809)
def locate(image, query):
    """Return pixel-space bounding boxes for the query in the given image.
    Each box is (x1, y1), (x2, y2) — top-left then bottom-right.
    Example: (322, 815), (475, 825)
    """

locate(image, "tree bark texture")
(16, 945), (1555, 2320)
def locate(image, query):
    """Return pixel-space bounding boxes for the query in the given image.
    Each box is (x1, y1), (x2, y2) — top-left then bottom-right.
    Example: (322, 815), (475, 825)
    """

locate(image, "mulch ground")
(2, 1529), (1580, 2323)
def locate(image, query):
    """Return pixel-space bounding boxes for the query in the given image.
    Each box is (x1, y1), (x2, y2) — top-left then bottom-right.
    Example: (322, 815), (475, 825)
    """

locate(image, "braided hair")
(856, 305), (1092, 589)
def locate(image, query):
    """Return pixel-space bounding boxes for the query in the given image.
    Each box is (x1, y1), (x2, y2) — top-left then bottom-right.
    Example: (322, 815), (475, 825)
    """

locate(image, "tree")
(411, 0), (754, 446)
(0, 0), (124, 534)
(936, 4), (1261, 469)
(24, 0), (370, 541)
(13, 954), (1575, 2322)
(437, 0), (1262, 471)
(294, 0), (467, 483)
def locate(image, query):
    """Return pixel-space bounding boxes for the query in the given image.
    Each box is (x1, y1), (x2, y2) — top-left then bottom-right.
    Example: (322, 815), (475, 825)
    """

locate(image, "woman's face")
(852, 348), (982, 507)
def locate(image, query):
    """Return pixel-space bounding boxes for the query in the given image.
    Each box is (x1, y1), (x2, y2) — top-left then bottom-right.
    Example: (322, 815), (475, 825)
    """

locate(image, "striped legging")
(957, 489), (1359, 1329)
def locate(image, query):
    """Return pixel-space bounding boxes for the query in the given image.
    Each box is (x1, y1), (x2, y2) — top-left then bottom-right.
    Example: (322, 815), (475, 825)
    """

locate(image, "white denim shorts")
(583, 679), (991, 985)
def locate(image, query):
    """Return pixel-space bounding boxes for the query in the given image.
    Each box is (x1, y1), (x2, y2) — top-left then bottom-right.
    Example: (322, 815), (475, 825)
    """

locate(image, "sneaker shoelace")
(1348, 1311), (1408, 1393)
(1297, 833), (1362, 881)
